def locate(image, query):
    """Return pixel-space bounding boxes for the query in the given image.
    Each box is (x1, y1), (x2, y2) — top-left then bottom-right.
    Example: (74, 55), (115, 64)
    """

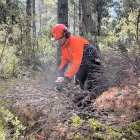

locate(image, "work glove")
(55, 76), (71, 91)
(58, 64), (68, 77)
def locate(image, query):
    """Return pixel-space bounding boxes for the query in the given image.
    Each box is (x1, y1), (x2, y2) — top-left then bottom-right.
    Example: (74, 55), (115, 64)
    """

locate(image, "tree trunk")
(57, 0), (68, 66)
(96, 1), (102, 36)
(57, 0), (68, 26)
(80, 0), (95, 38)
(79, 0), (82, 36)
(6, 0), (13, 34)
(6, 0), (11, 14)
(32, 0), (36, 38)
(25, 0), (32, 65)
(136, 8), (140, 49)
(26, 0), (32, 36)
(73, 2), (76, 35)
(6, 0), (11, 13)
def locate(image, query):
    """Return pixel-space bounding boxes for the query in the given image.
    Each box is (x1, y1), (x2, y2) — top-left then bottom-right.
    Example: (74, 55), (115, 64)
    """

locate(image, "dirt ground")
(0, 76), (140, 139)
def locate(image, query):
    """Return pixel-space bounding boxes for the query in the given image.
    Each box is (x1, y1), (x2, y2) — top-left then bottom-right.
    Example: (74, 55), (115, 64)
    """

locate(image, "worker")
(51, 24), (102, 93)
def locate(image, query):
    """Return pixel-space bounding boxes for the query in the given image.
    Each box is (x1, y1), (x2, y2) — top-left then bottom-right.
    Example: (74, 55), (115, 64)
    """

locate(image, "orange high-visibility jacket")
(59, 35), (89, 79)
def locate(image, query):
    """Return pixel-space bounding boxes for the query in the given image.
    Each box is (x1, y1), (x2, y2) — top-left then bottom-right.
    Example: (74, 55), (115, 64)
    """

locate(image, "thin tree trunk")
(33, 0), (36, 38)
(97, 2), (102, 36)
(136, 8), (140, 49)
(6, 0), (13, 34)
(26, 0), (32, 36)
(79, 0), (82, 35)
(57, 0), (68, 66)
(20, 24), (23, 49)
(96, 0), (103, 36)
(80, 0), (95, 38)
(32, 0), (36, 56)
(135, 8), (140, 70)
(25, 0), (32, 64)
(57, 0), (68, 26)
(39, 0), (42, 34)
(73, 2), (76, 35)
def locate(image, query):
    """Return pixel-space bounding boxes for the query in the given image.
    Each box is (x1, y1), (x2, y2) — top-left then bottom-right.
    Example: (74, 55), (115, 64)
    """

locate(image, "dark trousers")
(74, 44), (106, 94)
(75, 61), (102, 93)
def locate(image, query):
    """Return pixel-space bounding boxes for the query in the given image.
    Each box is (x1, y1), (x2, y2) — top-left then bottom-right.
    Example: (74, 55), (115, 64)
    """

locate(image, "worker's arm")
(65, 43), (84, 79)
(58, 53), (69, 77)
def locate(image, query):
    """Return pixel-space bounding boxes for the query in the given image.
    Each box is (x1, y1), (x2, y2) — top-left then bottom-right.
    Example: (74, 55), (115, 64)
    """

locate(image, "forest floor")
(0, 76), (140, 140)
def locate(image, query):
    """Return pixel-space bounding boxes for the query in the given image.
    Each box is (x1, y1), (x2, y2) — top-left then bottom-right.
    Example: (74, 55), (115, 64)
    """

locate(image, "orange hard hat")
(51, 24), (68, 40)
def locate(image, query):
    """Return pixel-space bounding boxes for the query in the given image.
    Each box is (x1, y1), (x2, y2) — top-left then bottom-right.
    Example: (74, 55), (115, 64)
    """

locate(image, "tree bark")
(73, 2), (76, 35)
(57, 0), (68, 66)
(80, 0), (95, 38)
(24, 0), (32, 65)
(96, 0), (102, 36)
(57, 0), (68, 26)
(32, 0), (36, 38)
(79, 0), (82, 36)
(136, 8), (140, 49)
(6, 0), (13, 34)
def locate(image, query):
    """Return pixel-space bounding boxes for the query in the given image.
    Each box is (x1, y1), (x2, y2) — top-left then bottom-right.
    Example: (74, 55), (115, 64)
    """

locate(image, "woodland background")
(0, 0), (140, 140)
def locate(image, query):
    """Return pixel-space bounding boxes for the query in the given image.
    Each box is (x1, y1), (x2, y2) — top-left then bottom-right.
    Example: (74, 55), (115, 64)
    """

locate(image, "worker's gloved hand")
(55, 76), (71, 91)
